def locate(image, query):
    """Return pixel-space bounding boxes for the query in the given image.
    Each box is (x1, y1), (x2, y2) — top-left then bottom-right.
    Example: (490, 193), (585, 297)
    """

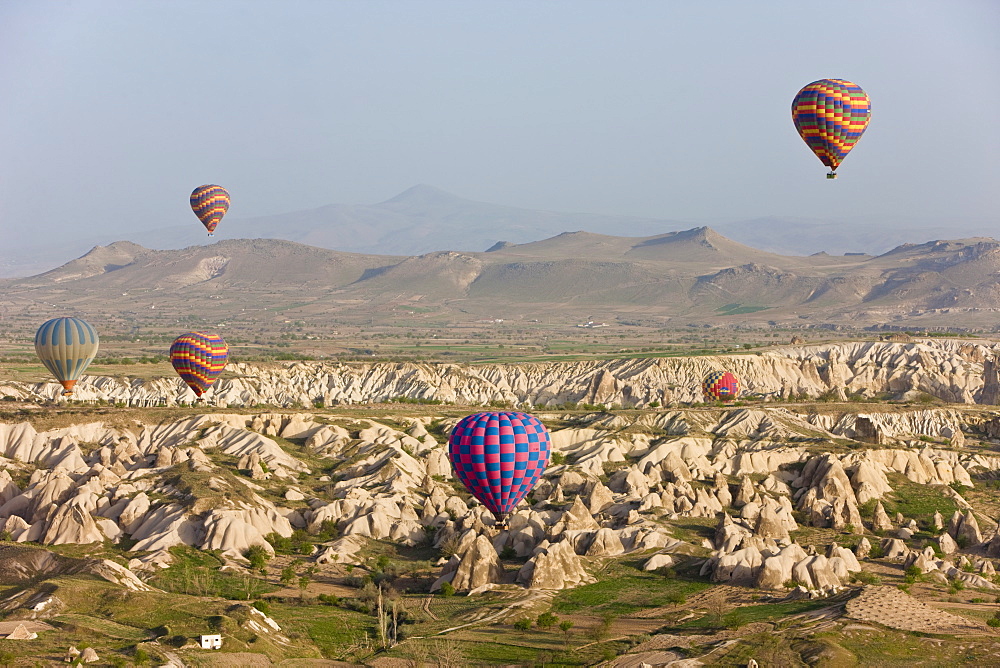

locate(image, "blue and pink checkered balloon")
(448, 411), (551, 520)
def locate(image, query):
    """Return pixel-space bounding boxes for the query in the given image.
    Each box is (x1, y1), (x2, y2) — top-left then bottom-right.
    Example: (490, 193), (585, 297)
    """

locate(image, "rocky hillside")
(7, 231), (1000, 328)
(2, 339), (998, 408)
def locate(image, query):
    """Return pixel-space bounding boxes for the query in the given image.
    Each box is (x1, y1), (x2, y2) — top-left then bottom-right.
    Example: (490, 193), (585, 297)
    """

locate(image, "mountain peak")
(379, 184), (463, 206)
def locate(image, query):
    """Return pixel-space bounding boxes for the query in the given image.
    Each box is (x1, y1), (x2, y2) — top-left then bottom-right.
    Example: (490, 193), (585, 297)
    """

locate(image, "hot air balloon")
(190, 185), (230, 236)
(703, 370), (740, 402)
(169, 332), (229, 399)
(448, 411), (551, 522)
(792, 79), (871, 179)
(34, 317), (100, 396)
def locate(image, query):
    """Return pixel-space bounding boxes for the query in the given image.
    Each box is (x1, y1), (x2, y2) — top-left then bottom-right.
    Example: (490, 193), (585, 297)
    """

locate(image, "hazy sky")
(1, 0), (997, 250)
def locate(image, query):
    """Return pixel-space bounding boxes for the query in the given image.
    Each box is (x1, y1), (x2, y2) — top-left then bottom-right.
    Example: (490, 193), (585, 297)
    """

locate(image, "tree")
(536, 611), (558, 629)
(513, 618), (532, 632)
(298, 573), (311, 600)
(592, 612), (616, 641)
(431, 638), (467, 668)
(241, 573), (265, 601)
(280, 564), (297, 585)
(559, 619), (574, 648)
(707, 591), (731, 628)
(244, 544), (270, 572)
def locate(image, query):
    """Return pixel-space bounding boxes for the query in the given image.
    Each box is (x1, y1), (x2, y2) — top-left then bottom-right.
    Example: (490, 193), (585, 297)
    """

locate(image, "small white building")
(199, 634), (223, 650)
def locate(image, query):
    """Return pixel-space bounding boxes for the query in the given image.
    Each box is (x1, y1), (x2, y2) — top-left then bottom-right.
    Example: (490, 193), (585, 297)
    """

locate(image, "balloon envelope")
(792, 79), (871, 173)
(34, 317), (100, 395)
(703, 371), (740, 402)
(448, 411), (551, 520)
(190, 185), (230, 235)
(169, 332), (229, 397)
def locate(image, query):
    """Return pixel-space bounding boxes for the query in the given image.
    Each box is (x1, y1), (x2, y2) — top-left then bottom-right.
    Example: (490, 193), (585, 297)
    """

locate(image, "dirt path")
(161, 650), (188, 668)
(420, 595), (439, 621)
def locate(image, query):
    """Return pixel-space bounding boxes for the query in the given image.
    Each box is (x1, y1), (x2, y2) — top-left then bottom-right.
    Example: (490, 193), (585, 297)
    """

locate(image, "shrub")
(439, 581), (455, 597)
(252, 599), (271, 615)
(852, 571), (882, 585)
(513, 618), (532, 631)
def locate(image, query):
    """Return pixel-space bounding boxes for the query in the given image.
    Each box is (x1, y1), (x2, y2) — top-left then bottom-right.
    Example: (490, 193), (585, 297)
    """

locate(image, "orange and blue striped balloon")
(189, 185), (230, 235)
(169, 332), (228, 397)
(792, 79), (871, 176)
(703, 370), (740, 402)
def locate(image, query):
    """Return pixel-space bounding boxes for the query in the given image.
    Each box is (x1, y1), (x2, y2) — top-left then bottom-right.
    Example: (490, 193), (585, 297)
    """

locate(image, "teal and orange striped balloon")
(190, 185), (230, 235)
(792, 79), (871, 177)
(169, 332), (228, 398)
(34, 317), (100, 395)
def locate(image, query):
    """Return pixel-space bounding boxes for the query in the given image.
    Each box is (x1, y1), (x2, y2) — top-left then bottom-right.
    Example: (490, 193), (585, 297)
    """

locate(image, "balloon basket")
(207, 233), (214, 237)
(826, 172), (838, 180)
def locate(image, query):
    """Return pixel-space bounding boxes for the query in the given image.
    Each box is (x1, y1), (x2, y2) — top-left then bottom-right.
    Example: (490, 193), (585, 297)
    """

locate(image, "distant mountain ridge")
(5, 229), (1000, 329)
(2, 184), (995, 278)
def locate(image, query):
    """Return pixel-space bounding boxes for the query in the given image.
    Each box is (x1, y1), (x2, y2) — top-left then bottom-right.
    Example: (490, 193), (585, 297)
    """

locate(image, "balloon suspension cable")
(826, 171), (838, 180)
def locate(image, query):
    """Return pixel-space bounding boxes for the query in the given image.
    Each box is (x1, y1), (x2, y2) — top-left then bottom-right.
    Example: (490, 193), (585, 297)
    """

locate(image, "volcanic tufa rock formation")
(5, 338), (1000, 408)
(0, 391), (999, 604)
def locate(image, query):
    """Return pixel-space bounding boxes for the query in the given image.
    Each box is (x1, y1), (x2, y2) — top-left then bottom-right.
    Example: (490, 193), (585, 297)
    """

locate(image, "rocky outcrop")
(872, 502), (893, 532)
(435, 533), (503, 592)
(517, 539), (594, 589)
(6, 339), (998, 407)
(794, 455), (863, 531)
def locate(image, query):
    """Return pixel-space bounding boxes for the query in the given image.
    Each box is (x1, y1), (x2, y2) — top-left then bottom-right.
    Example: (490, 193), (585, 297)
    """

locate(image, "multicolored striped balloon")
(703, 370), (740, 402)
(189, 185), (230, 235)
(169, 332), (229, 398)
(448, 412), (551, 520)
(792, 79), (871, 177)
(34, 317), (100, 395)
